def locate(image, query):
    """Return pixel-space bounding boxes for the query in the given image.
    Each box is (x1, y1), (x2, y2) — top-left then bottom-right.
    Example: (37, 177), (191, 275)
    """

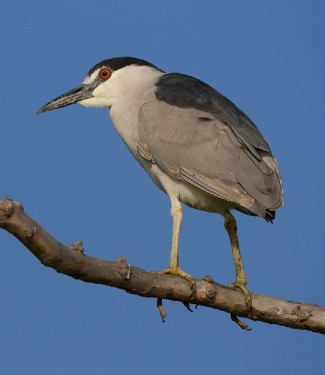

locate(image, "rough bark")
(1, 198), (324, 334)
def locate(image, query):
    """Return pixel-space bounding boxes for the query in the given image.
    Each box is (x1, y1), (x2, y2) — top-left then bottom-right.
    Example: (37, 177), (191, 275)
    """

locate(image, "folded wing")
(137, 98), (283, 219)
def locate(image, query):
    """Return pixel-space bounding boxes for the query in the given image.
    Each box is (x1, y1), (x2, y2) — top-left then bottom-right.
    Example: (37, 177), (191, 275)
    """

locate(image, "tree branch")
(1, 198), (324, 334)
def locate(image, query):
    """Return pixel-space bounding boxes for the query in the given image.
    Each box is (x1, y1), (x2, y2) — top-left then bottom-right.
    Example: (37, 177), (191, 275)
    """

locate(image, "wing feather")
(137, 100), (283, 216)
(155, 73), (272, 156)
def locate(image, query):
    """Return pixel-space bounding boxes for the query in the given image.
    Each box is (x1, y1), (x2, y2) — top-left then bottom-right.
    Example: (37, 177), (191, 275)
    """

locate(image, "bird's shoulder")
(155, 73), (272, 155)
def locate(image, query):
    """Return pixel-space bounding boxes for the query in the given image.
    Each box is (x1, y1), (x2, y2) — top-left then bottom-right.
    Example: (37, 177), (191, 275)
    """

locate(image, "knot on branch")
(117, 256), (132, 280)
(0, 198), (15, 219)
(201, 275), (216, 299)
(292, 305), (313, 322)
(24, 226), (37, 239)
(70, 240), (84, 253)
(0, 198), (25, 224)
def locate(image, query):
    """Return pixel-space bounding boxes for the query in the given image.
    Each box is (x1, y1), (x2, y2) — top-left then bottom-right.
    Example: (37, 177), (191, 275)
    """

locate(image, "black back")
(155, 73), (272, 154)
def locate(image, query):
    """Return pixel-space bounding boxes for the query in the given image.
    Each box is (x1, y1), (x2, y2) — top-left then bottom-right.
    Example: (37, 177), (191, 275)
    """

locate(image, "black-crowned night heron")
(38, 57), (283, 308)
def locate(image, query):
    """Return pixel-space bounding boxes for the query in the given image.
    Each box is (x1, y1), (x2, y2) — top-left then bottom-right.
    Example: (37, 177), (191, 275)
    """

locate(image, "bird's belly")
(143, 162), (233, 215)
(110, 105), (233, 216)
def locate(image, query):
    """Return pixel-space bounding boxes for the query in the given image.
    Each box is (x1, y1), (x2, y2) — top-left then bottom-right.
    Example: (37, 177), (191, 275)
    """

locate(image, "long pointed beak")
(37, 83), (95, 114)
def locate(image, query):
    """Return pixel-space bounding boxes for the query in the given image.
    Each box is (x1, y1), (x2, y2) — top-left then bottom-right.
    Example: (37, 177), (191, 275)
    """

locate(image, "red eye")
(99, 68), (112, 80)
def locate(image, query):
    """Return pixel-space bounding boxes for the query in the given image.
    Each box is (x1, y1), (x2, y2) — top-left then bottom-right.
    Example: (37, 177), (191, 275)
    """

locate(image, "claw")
(230, 314), (252, 331)
(229, 281), (252, 311)
(157, 298), (166, 322)
(159, 266), (196, 294)
(183, 302), (193, 312)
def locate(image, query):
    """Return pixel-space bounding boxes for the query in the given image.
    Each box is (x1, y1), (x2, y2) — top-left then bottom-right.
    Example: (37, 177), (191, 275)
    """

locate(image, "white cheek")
(84, 79), (117, 107)
(92, 79), (114, 97)
(79, 97), (112, 108)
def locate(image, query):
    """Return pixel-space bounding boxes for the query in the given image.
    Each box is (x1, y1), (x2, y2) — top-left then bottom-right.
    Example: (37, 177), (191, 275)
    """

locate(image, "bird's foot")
(159, 266), (196, 293)
(229, 280), (252, 311)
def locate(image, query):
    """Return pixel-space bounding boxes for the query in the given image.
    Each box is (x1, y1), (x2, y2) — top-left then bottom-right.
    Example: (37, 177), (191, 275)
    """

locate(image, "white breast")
(109, 67), (163, 158)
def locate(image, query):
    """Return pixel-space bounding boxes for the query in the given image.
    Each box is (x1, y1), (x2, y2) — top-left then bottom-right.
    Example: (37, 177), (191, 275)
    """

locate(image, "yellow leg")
(224, 213), (252, 310)
(160, 197), (194, 288)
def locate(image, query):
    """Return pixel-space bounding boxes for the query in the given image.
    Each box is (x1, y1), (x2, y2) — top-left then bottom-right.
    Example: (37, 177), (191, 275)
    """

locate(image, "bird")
(38, 56), (283, 309)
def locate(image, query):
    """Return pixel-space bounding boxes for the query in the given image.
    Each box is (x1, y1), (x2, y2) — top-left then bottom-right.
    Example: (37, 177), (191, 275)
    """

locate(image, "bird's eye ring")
(99, 68), (112, 80)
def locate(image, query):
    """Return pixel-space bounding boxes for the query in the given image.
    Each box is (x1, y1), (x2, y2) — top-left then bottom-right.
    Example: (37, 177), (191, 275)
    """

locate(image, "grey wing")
(137, 100), (283, 218)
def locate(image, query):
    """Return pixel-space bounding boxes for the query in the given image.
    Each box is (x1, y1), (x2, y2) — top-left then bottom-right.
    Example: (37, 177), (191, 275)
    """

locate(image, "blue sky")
(1, 1), (324, 374)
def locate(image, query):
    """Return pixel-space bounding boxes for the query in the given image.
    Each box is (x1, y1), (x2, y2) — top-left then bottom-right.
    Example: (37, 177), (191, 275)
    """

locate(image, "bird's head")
(38, 57), (163, 113)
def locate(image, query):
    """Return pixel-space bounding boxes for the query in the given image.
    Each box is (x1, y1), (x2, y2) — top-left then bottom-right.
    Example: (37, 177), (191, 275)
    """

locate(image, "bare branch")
(1, 198), (324, 334)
